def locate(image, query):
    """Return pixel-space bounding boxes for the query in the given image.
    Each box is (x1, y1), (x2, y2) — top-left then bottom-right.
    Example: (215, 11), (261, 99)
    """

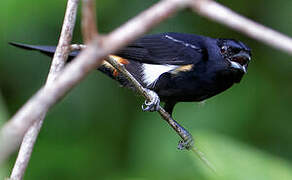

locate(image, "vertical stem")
(82, 0), (98, 43)
(10, 0), (79, 179)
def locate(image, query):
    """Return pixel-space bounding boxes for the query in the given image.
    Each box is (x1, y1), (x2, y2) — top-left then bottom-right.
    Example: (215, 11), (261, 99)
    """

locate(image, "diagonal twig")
(1, 0), (292, 173)
(66, 44), (215, 172)
(82, 0), (98, 43)
(0, 0), (188, 167)
(106, 55), (215, 172)
(189, 0), (292, 54)
(105, 56), (193, 147)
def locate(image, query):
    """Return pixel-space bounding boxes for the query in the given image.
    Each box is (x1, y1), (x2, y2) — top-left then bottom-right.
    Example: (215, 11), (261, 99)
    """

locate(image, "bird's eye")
(220, 46), (228, 54)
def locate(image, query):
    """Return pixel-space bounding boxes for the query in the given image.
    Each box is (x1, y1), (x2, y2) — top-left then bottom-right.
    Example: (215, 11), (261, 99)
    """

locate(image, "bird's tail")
(9, 42), (79, 60)
(9, 42), (130, 86)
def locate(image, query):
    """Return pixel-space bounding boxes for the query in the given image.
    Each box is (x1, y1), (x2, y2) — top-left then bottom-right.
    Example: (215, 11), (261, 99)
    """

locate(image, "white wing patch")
(142, 64), (178, 87)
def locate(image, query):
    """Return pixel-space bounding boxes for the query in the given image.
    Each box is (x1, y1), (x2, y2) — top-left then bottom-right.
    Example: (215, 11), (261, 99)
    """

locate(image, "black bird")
(10, 32), (251, 149)
(10, 32), (251, 114)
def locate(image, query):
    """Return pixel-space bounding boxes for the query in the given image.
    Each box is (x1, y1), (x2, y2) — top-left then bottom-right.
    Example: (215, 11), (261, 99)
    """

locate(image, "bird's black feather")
(116, 32), (207, 65)
(9, 32), (251, 115)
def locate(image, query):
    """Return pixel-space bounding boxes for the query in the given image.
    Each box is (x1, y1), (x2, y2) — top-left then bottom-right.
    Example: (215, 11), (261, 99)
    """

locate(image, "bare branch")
(46, 0), (80, 84)
(0, 0), (187, 166)
(9, 119), (44, 180)
(2, 0), (292, 170)
(9, 0), (79, 179)
(189, 0), (292, 54)
(105, 56), (150, 100)
(106, 56), (193, 147)
(103, 0), (188, 51)
(82, 0), (98, 43)
(70, 44), (86, 51)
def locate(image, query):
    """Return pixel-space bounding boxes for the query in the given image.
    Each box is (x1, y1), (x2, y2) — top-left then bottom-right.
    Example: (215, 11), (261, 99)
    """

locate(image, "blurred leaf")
(191, 131), (292, 180)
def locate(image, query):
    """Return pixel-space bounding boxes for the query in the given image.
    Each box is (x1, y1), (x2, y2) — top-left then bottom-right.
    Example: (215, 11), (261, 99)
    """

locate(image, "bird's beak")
(229, 52), (251, 73)
(230, 61), (247, 73)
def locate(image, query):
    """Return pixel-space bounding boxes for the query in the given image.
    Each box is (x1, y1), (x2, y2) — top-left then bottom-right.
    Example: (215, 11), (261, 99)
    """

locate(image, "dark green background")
(1, 0), (292, 179)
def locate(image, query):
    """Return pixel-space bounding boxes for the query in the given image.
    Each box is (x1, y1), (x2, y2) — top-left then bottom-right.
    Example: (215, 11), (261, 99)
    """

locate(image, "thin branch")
(2, 0), (292, 170)
(9, 0), (79, 179)
(70, 44), (86, 51)
(102, 0), (188, 51)
(105, 56), (150, 99)
(82, 0), (98, 43)
(191, 146), (217, 174)
(9, 119), (44, 180)
(189, 0), (292, 54)
(0, 0), (187, 166)
(106, 56), (192, 144)
(106, 55), (215, 171)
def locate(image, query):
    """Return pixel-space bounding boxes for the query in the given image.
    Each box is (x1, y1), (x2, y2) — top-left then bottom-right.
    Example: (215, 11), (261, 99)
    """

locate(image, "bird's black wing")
(116, 32), (208, 65)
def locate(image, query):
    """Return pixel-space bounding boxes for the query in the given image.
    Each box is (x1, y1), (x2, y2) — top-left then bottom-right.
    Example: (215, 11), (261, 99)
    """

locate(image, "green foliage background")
(1, 0), (292, 179)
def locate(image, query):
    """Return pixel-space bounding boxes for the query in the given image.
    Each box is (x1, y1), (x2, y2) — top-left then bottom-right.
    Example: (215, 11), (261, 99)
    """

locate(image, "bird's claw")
(177, 136), (194, 150)
(142, 89), (160, 112)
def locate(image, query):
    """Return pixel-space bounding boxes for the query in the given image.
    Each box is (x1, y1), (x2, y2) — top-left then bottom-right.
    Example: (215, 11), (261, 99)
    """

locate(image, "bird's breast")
(154, 61), (241, 102)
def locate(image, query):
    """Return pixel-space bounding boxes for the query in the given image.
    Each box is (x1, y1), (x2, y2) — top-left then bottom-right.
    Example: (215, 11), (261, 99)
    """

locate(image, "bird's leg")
(158, 108), (194, 150)
(142, 89), (161, 112)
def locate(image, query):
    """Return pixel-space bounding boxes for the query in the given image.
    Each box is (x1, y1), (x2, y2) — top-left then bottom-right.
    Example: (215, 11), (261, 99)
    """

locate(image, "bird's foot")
(178, 135), (194, 150)
(142, 89), (160, 112)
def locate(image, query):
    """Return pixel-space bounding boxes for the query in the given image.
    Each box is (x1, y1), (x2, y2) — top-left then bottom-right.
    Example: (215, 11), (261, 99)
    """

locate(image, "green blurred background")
(1, 0), (292, 179)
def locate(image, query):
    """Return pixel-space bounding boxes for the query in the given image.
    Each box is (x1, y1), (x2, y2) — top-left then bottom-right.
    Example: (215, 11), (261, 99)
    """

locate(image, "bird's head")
(217, 39), (251, 73)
